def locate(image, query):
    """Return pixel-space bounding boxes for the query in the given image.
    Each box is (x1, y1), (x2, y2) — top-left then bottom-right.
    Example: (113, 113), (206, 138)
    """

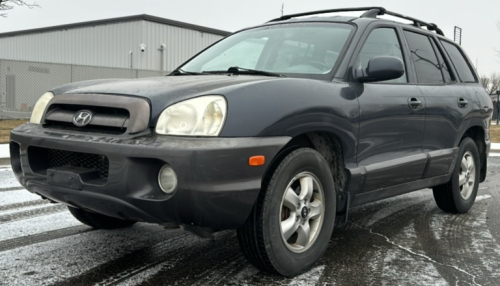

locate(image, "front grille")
(41, 93), (150, 135)
(44, 121), (125, 135)
(29, 147), (109, 178)
(43, 104), (129, 135)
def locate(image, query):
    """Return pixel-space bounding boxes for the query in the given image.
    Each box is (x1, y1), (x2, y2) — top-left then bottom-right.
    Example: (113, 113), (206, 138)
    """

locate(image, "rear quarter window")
(440, 41), (477, 83)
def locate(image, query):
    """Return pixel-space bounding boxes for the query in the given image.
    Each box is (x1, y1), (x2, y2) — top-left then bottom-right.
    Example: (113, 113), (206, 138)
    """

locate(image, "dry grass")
(0, 120), (28, 143)
(490, 124), (500, 143)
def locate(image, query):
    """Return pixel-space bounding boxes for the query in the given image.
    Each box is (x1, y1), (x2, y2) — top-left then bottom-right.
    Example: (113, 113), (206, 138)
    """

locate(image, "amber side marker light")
(249, 156), (265, 166)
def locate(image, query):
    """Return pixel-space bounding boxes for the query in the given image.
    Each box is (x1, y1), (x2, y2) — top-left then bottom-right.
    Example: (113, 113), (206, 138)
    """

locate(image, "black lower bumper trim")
(10, 123), (290, 229)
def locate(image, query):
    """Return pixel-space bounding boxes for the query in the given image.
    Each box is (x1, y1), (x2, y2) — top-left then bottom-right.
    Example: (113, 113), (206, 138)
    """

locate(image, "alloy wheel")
(279, 172), (325, 253)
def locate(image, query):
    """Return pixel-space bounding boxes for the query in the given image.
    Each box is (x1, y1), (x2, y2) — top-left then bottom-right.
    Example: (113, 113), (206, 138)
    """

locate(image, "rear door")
(402, 30), (470, 178)
(354, 25), (427, 192)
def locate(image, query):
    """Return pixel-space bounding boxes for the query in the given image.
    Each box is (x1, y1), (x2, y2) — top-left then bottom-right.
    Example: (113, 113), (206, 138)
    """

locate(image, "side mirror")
(356, 56), (405, 83)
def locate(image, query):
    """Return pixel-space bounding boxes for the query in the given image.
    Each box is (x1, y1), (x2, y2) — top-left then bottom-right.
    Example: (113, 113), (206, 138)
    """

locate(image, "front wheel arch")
(262, 132), (347, 193)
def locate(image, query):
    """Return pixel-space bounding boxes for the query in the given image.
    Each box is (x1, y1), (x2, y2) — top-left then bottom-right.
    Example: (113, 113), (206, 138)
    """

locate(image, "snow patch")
(288, 265), (325, 286)
(0, 189), (38, 207)
(115, 262), (171, 286)
(490, 143), (500, 150)
(365, 197), (427, 227)
(0, 202), (57, 217)
(353, 222), (481, 286)
(476, 194), (492, 202)
(0, 211), (81, 241)
(225, 265), (260, 286)
(0, 168), (22, 189)
(0, 224), (172, 286)
(0, 144), (9, 159)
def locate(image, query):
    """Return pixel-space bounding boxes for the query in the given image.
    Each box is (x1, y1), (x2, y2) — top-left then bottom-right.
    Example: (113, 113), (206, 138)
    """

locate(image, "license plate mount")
(47, 166), (100, 190)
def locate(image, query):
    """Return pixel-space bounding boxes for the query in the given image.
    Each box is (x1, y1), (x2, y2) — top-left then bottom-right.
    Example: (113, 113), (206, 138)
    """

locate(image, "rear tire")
(68, 206), (136, 229)
(433, 137), (480, 213)
(237, 148), (336, 277)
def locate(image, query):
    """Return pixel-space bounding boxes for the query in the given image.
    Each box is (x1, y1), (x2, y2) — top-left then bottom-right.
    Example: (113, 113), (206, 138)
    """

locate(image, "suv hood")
(51, 75), (278, 124)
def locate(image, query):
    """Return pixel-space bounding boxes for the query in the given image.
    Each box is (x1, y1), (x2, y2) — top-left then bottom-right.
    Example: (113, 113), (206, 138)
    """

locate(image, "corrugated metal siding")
(0, 21), (142, 69)
(0, 20), (225, 71)
(140, 20), (224, 71)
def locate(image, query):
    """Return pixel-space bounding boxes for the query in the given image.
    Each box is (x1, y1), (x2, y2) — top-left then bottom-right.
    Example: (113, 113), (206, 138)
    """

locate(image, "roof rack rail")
(268, 7), (445, 36)
(267, 7), (386, 22)
(379, 10), (444, 36)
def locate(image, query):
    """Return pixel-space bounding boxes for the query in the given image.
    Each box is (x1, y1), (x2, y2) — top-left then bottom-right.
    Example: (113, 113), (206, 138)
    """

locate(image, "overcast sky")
(1, 0), (499, 76)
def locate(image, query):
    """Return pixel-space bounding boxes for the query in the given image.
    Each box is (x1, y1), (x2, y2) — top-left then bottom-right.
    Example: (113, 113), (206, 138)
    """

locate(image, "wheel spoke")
(299, 176), (313, 201)
(461, 184), (468, 196)
(461, 157), (467, 173)
(281, 216), (300, 240)
(468, 181), (475, 189)
(283, 187), (299, 211)
(296, 222), (311, 247)
(462, 179), (474, 198)
(309, 200), (322, 220)
(459, 174), (466, 186)
(466, 156), (474, 172)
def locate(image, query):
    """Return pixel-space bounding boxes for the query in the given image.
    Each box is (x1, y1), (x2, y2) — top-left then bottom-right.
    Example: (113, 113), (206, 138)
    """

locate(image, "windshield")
(180, 23), (354, 79)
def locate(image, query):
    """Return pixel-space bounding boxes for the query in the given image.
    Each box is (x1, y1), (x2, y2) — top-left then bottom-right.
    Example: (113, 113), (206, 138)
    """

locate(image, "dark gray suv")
(10, 7), (492, 277)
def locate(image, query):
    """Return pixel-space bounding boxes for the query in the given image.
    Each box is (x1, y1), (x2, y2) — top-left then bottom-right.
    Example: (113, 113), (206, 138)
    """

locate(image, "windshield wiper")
(171, 68), (208, 76)
(203, 66), (285, 77)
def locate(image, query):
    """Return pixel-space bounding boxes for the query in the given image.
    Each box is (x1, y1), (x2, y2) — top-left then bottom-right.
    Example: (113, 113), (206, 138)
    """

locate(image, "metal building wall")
(0, 19), (226, 71)
(0, 21), (142, 69)
(140, 20), (224, 71)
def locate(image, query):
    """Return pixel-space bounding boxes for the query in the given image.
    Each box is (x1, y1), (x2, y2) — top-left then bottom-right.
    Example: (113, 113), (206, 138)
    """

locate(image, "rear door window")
(403, 31), (444, 84)
(440, 40), (477, 83)
(430, 39), (454, 83)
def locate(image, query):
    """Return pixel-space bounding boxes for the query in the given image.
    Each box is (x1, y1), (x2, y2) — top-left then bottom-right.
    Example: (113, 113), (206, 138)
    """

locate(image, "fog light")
(158, 165), (177, 194)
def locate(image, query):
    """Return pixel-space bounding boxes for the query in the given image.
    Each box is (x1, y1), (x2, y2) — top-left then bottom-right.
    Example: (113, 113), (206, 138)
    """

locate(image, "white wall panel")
(0, 19), (226, 71)
(139, 20), (224, 71)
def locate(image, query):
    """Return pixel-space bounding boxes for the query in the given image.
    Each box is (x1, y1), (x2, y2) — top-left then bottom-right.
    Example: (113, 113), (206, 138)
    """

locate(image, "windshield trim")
(172, 21), (358, 81)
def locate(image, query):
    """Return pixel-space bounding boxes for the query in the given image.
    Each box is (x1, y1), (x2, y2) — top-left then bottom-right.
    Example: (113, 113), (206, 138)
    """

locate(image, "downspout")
(159, 44), (166, 72)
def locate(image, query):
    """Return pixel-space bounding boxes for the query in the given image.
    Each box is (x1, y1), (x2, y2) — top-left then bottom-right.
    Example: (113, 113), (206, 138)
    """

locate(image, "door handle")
(408, 97), (422, 110)
(458, 98), (468, 108)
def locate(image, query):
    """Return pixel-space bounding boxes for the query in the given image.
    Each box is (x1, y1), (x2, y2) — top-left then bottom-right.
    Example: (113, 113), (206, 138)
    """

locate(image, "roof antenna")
(281, 3), (284, 16)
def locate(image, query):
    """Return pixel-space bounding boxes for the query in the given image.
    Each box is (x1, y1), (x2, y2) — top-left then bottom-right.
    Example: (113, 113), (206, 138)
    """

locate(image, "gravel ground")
(1, 158), (500, 285)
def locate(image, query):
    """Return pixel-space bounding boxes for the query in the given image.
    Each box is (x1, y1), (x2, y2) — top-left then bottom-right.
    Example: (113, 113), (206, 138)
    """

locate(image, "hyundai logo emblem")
(72, 110), (93, 127)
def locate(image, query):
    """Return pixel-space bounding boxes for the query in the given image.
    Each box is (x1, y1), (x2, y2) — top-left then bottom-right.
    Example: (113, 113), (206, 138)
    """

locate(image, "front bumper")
(10, 124), (290, 229)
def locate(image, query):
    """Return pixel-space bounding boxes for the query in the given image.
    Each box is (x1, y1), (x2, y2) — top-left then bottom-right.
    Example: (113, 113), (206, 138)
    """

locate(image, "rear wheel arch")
(458, 126), (487, 182)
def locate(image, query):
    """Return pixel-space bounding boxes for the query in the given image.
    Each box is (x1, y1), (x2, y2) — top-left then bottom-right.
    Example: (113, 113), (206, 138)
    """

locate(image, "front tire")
(68, 206), (136, 229)
(237, 148), (336, 277)
(433, 137), (480, 213)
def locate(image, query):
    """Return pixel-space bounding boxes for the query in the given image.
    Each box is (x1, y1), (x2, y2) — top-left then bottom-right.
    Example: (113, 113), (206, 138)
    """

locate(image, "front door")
(353, 26), (427, 192)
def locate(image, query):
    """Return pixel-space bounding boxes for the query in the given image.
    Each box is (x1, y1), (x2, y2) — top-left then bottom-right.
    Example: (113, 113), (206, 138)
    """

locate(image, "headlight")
(30, 92), (54, 124)
(156, 95), (227, 136)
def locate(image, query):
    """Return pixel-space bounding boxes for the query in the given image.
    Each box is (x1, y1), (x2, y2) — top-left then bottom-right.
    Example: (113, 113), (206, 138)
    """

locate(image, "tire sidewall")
(452, 138), (480, 213)
(262, 149), (336, 276)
